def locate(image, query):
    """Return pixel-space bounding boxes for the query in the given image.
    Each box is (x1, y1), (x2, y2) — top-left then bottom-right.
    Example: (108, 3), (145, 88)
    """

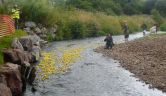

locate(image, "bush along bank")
(0, 30), (47, 96)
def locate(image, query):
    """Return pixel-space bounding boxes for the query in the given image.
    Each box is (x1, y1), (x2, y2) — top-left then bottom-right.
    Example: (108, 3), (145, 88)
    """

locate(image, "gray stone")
(29, 34), (41, 46)
(2, 49), (32, 65)
(24, 27), (35, 35)
(11, 38), (24, 51)
(19, 36), (33, 51)
(41, 27), (47, 34)
(34, 27), (42, 34)
(31, 45), (41, 62)
(25, 21), (36, 28)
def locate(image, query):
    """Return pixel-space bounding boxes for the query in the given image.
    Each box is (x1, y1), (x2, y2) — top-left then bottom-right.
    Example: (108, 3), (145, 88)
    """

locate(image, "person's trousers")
(14, 18), (19, 29)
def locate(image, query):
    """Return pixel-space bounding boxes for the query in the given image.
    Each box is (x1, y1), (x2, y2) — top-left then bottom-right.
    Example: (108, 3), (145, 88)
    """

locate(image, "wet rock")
(27, 67), (36, 85)
(31, 86), (37, 93)
(25, 21), (36, 28)
(0, 63), (22, 96)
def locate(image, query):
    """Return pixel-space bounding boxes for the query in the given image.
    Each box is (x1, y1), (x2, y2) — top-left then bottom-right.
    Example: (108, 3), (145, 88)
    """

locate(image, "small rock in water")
(31, 86), (37, 93)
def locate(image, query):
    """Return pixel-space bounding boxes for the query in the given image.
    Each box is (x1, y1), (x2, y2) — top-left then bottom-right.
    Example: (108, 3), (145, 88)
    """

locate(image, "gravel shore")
(95, 35), (166, 92)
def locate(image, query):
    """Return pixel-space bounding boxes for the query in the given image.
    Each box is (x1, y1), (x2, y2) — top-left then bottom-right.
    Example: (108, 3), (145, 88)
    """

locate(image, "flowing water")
(24, 32), (166, 96)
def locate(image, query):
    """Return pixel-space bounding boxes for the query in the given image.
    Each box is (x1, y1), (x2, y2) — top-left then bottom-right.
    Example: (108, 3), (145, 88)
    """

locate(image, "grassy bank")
(1, 0), (155, 41)
(43, 9), (155, 40)
(0, 30), (27, 64)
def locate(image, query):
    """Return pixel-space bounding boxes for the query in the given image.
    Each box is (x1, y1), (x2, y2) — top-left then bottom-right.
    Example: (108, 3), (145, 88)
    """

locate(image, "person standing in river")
(141, 23), (147, 36)
(122, 21), (129, 42)
(104, 33), (114, 49)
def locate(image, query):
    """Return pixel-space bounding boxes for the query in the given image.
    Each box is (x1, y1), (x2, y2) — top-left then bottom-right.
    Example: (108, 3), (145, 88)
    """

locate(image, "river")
(24, 32), (166, 96)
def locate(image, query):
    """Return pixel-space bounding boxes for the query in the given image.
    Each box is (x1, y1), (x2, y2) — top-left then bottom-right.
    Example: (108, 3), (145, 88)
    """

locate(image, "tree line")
(63, 0), (166, 16)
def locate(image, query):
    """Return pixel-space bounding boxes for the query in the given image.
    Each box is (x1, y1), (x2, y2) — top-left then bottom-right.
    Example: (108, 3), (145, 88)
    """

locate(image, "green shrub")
(98, 31), (107, 36)
(160, 22), (166, 31)
(0, 4), (9, 14)
(151, 9), (163, 24)
(86, 22), (100, 37)
(68, 20), (86, 39)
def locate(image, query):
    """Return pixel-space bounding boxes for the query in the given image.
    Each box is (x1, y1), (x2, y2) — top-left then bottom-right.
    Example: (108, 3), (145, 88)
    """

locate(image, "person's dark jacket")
(104, 35), (114, 46)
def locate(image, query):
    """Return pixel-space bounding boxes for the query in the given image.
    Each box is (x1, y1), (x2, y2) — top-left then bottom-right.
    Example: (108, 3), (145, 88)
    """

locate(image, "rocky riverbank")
(0, 21), (49, 96)
(95, 35), (166, 92)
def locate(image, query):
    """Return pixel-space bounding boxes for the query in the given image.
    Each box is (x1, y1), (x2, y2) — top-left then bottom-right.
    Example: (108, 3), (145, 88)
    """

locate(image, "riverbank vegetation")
(0, 0), (165, 63)
(1, 0), (166, 41)
(0, 30), (27, 64)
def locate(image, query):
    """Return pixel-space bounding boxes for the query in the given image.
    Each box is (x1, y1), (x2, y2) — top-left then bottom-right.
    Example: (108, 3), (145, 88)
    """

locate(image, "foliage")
(151, 9), (163, 24)
(160, 22), (166, 31)
(0, 30), (27, 64)
(0, 0), (156, 41)
(155, 0), (166, 16)
(0, 4), (9, 14)
(68, 20), (86, 39)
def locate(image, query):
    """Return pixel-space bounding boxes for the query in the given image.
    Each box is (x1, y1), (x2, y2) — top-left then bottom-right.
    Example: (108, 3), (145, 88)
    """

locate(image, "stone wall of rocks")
(0, 21), (55, 96)
(0, 34), (45, 96)
(24, 21), (57, 40)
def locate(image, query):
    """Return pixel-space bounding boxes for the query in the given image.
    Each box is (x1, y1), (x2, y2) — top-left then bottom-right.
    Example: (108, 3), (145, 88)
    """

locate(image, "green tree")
(151, 9), (163, 24)
(155, 0), (166, 16)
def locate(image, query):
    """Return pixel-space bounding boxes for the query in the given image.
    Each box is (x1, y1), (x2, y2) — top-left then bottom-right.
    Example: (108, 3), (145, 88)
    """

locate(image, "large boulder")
(2, 49), (32, 65)
(0, 63), (22, 96)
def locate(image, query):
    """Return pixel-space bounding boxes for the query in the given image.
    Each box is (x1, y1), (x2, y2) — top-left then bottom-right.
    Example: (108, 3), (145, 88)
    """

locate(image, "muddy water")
(24, 32), (166, 96)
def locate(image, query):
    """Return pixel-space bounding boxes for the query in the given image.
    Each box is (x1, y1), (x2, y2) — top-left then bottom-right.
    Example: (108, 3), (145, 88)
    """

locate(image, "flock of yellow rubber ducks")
(36, 48), (82, 81)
